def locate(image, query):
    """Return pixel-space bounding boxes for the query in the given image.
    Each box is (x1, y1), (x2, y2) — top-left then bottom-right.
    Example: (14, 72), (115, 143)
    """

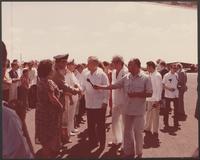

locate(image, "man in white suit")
(108, 56), (128, 150)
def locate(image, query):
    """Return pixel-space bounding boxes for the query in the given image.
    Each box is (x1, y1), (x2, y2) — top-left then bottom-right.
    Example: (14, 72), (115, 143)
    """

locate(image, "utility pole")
(20, 53), (22, 63)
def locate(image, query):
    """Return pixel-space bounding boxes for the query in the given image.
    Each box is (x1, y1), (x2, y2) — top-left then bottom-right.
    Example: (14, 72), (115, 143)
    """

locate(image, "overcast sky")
(2, 2), (197, 66)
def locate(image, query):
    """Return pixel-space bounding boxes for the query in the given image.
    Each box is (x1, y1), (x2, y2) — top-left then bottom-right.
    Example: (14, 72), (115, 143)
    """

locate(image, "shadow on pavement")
(59, 128), (105, 158)
(160, 126), (181, 136)
(101, 145), (121, 158)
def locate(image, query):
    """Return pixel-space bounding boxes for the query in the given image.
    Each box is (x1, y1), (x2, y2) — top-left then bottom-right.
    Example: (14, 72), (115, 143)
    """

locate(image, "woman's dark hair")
(37, 59), (53, 78)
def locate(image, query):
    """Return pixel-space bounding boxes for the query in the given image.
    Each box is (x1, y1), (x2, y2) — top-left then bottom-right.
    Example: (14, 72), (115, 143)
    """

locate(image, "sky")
(2, 2), (197, 66)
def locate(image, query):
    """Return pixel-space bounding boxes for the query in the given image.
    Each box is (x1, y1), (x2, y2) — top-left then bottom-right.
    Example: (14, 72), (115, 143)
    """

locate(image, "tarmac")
(26, 73), (198, 158)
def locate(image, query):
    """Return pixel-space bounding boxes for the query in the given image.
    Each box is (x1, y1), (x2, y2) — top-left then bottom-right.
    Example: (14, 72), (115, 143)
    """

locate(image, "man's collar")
(137, 70), (143, 77)
(151, 70), (157, 75)
(130, 70), (143, 78)
(90, 67), (98, 75)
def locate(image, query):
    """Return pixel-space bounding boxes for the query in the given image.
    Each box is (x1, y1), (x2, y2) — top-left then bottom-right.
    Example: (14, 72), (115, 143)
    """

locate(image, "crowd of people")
(2, 40), (195, 159)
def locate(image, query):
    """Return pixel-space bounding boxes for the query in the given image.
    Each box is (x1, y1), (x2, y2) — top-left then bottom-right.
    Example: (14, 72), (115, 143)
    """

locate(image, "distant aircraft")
(148, 1), (197, 9)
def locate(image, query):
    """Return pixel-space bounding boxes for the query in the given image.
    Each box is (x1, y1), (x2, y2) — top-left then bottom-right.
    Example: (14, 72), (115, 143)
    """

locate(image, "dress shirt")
(29, 67), (38, 86)
(113, 71), (152, 116)
(146, 71), (163, 102)
(82, 67), (109, 109)
(74, 70), (84, 88)
(65, 71), (81, 89)
(112, 66), (128, 107)
(162, 71), (179, 98)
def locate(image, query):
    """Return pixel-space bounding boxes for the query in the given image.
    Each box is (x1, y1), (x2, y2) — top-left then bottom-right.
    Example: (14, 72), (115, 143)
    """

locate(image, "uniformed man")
(51, 54), (81, 144)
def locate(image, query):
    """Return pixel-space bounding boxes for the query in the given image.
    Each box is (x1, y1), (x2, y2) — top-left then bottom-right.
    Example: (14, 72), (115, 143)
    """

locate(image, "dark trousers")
(28, 85), (37, 108)
(77, 96), (86, 121)
(178, 91), (186, 116)
(86, 108), (106, 147)
(18, 86), (29, 111)
(164, 98), (179, 126)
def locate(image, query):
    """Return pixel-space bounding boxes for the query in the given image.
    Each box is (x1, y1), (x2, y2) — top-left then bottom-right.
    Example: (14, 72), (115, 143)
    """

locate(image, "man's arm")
(127, 92), (152, 98)
(163, 84), (175, 92)
(53, 76), (81, 95)
(101, 73), (109, 108)
(93, 76), (125, 90)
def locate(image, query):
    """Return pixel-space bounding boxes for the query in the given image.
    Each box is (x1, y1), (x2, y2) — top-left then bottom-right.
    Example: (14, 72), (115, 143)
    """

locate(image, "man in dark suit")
(176, 63), (188, 120)
(158, 61), (169, 117)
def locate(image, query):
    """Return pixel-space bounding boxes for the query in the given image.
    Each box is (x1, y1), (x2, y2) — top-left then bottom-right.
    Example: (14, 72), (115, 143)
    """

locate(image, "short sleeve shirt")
(114, 71), (152, 116)
(162, 72), (179, 98)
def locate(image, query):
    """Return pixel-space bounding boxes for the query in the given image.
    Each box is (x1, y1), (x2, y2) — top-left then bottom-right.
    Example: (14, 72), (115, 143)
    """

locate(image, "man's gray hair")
(87, 56), (99, 63)
(112, 55), (124, 64)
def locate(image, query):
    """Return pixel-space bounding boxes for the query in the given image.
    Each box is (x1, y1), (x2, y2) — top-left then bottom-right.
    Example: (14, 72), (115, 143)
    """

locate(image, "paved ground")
(26, 73), (198, 158)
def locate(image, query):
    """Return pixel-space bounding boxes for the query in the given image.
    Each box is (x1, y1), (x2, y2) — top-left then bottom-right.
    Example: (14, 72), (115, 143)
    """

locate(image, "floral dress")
(35, 78), (62, 151)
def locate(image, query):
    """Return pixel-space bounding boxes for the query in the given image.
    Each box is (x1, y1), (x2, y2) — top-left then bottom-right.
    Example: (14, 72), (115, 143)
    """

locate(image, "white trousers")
(62, 96), (69, 129)
(112, 106), (124, 145)
(124, 115), (144, 156)
(67, 95), (78, 134)
(144, 101), (160, 133)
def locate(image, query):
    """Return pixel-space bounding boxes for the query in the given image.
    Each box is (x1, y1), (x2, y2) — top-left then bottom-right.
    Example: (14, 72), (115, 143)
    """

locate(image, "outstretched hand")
(87, 78), (101, 89)
(92, 85), (101, 90)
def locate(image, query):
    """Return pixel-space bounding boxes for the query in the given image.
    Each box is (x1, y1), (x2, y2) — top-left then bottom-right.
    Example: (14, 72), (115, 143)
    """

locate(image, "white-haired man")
(82, 56), (109, 150)
(108, 56), (128, 151)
